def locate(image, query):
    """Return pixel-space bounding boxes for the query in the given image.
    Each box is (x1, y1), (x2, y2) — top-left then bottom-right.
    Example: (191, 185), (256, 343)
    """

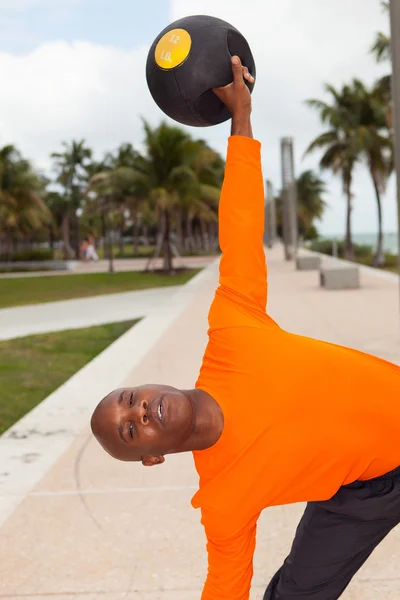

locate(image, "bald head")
(90, 384), (195, 464)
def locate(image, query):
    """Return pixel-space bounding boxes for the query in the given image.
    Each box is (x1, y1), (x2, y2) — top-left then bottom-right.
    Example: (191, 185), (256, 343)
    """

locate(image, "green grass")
(0, 269), (200, 309)
(0, 320), (138, 434)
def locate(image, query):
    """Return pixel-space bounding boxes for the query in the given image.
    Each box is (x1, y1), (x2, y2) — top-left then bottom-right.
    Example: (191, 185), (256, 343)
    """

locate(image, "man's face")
(91, 384), (194, 465)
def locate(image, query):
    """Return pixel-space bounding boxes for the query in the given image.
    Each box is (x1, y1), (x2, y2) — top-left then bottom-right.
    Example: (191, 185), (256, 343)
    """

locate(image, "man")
(91, 56), (400, 600)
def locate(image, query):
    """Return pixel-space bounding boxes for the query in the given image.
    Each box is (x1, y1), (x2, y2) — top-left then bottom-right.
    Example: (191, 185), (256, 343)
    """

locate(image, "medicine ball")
(146, 15), (256, 127)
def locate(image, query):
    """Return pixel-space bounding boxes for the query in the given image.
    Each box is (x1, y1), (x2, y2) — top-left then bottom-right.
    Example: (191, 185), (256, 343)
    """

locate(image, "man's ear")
(142, 455), (165, 467)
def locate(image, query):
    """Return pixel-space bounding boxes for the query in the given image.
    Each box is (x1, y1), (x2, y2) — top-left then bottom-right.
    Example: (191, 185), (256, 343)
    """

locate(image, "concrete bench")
(320, 263), (360, 290)
(296, 255), (321, 271)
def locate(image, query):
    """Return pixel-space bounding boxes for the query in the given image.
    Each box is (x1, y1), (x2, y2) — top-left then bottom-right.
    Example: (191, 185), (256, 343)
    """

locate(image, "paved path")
(0, 257), (214, 341)
(1, 248), (400, 599)
(0, 287), (181, 341)
(0, 255), (215, 278)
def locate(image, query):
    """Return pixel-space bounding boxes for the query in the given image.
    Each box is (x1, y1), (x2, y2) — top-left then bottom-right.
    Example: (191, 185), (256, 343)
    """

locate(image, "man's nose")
(132, 400), (149, 426)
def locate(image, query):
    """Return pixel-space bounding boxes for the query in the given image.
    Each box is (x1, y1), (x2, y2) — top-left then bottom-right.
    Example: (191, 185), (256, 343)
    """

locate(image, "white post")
(280, 137), (299, 260)
(265, 180), (276, 248)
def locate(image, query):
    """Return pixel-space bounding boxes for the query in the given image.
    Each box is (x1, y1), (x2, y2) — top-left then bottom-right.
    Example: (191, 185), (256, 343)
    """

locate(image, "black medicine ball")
(146, 15), (256, 127)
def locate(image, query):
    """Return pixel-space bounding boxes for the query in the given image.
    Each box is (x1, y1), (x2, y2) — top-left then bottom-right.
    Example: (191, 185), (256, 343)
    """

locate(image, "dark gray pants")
(264, 467), (400, 600)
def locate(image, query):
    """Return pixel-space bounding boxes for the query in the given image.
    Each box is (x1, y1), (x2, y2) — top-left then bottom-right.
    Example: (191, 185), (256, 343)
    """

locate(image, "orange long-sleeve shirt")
(192, 136), (400, 600)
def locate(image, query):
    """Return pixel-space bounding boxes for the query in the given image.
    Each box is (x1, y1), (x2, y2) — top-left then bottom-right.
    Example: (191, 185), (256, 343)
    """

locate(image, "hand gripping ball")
(146, 15), (256, 127)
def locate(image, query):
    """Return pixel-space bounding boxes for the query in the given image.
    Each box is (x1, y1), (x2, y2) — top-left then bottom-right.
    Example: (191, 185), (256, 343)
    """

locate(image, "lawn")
(0, 319), (138, 435)
(0, 269), (199, 309)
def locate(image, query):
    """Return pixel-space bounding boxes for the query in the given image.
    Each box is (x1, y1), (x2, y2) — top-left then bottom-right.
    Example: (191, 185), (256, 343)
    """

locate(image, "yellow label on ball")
(155, 28), (191, 69)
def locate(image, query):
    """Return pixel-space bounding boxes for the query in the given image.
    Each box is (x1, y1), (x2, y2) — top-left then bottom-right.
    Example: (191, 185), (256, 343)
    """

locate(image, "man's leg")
(264, 470), (400, 600)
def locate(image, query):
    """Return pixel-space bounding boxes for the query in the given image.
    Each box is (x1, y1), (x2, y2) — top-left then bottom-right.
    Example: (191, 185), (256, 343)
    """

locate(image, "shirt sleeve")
(218, 136), (267, 313)
(200, 508), (259, 600)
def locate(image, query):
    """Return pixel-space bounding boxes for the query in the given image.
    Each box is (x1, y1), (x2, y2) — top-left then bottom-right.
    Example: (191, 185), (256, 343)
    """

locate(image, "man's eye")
(129, 392), (134, 407)
(129, 423), (134, 438)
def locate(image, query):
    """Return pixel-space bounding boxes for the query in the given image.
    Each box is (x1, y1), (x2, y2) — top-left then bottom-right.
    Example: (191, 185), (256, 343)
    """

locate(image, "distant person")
(80, 239), (88, 261)
(86, 234), (99, 262)
(90, 57), (400, 600)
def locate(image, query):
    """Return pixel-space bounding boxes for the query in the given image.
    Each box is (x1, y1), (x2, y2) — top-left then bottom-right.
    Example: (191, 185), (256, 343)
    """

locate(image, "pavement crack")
(73, 433), (104, 532)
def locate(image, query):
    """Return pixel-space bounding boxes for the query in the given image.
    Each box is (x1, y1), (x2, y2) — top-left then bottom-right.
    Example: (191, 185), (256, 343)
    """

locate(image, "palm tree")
(105, 143), (139, 170)
(351, 79), (393, 266)
(0, 145), (50, 259)
(138, 121), (207, 273)
(87, 172), (116, 272)
(105, 143), (144, 256)
(85, 124), (223, 273)
(371, 2), (390, 63)
(43, 190), (66, 252)
(182, 141), (224, 253)
(371, 1), (392, 130)
(371, 32), (391, 63)
(51, 140), (92, 259)
(86, 148), (149, 263)
(306, 84), (361, 259)
(296, 171), (327, 240)
(274, 171), (327, 242)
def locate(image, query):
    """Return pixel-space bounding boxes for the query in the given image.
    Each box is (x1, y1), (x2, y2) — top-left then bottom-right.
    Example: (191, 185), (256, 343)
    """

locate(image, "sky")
(0, 0), (393, 236)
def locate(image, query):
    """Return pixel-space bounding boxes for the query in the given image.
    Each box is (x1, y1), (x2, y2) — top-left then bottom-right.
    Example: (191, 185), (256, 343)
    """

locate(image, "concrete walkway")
(0, 256), (215, 341)
(0, 287), (181, 341)
(1, 248), (400, 599)
(0, 255), (214, 279)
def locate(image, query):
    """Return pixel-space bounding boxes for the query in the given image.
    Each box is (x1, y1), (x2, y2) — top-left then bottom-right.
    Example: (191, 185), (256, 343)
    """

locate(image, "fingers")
(231, 55), (244, 82)
(243, 66), (255, 84)
(231, 56), (254, 84)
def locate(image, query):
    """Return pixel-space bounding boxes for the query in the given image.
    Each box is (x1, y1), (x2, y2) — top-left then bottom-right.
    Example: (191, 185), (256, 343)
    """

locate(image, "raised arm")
(213, 57), (267, 312)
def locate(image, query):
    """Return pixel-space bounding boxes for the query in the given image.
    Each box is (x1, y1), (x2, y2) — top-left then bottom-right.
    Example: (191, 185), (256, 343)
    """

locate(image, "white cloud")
(0, 0), (394, 240)
(170, 0), (393, 237)
(0, 40), (160, 173)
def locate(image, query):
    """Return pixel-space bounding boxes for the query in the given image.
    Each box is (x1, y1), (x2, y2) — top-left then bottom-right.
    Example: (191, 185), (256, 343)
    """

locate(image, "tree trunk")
(133, 209), (140, 257)
(175, 207), (184, 254)
(49, 226), (54, 250)
(344, 183), (354, 261)
(200, 218), (210, 252)
(119, 209), (125, 257)
(101, 211), (108, 259)
(185, 216), (195, 253)
(162, 209), (173, 274)
(6, 230), (14, 262)
(195, 226), (202, 252)
(208, 222), (218, 252)
(48, 226), (55, 257)
(61, 213), (74, 259)
(142, 224), (149, 246)
(102, 211), (114, 273)
(108, 229), (115, 273)
(371, 173), (385, 267)
(74, 212), (80, 260)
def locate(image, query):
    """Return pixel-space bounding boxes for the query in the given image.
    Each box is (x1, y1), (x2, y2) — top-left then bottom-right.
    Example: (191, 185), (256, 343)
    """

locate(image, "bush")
(384, 253), (398, 269)
(310, 239), (342, 256)
(0, 248), (54, 262)
(310, 239), (373, 260)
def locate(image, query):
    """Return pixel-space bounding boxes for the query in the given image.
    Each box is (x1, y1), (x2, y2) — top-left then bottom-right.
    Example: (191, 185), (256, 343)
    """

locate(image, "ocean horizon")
(322, 233), (398, 254)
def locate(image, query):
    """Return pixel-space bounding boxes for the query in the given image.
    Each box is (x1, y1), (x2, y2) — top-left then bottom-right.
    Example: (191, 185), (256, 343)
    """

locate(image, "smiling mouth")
(157, 401), (163, 421)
